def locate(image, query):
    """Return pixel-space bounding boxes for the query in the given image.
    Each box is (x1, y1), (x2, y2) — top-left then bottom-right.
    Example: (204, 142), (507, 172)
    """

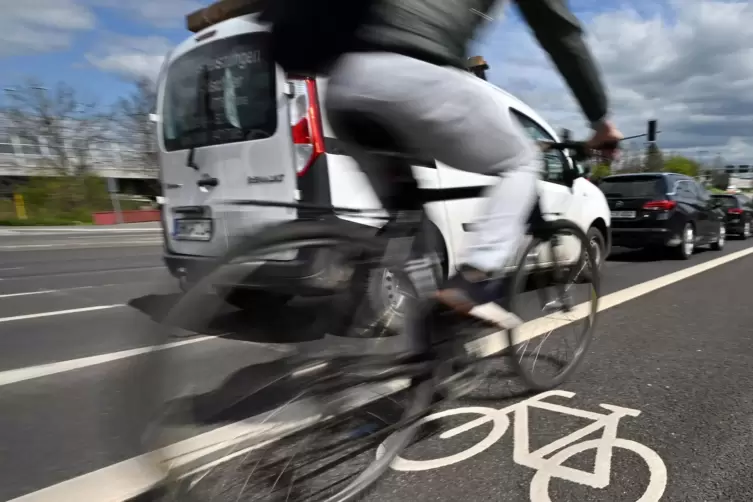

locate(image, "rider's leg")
(326, 52), (539, 326)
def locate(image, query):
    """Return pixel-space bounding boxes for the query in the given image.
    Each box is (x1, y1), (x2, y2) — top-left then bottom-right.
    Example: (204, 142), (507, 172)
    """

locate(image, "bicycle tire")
(506, 219), (599, 391)
(155, 219), (435, 502)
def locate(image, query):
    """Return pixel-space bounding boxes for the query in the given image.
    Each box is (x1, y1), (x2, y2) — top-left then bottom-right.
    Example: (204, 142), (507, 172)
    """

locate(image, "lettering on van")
(247, 174), (285, 184)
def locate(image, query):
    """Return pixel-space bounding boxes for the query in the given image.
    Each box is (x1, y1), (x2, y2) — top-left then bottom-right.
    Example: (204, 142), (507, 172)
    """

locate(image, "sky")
(2, 0), (753, 163)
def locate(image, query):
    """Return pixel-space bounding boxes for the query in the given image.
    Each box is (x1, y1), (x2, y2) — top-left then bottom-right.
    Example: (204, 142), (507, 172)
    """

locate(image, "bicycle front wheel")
(150, 220), (435, 502)
(506, 220), (600, 391)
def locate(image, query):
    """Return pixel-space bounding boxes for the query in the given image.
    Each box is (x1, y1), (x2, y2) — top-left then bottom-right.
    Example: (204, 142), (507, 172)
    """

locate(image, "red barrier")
(92, 210), (161, 225)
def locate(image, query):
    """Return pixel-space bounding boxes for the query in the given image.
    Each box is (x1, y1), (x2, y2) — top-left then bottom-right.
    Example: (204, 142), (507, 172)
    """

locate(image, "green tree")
(663, 155), (700, 177)
(590, 163), (611, 181)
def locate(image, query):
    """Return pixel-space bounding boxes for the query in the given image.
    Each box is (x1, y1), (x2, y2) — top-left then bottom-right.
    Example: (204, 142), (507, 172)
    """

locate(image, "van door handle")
(197, 177), (219, 188)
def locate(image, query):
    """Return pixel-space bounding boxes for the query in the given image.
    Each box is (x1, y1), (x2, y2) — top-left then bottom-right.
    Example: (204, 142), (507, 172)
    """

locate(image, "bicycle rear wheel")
(150, 220), (435, 502)
(506, 219), (599, 390)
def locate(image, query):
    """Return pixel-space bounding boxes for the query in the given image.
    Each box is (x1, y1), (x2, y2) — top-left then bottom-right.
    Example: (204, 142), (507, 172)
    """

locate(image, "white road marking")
(0, 305), (124, 325)
(466, 244), (753, 358)
(0, 336), (216, 387)
(7, 379), (409, 502)
(0, 266), (166, 281)
(0, 227), (161, 234)
(0, 283), (161, 298)
(0, 290), (61, 298)
(0, 239), (162, 250)
(0, 267), (24, 271)
(8, 245), (753, 502)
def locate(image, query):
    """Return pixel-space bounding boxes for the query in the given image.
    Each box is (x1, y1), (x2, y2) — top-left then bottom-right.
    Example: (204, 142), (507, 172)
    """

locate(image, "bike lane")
(363, 253), (753, 502)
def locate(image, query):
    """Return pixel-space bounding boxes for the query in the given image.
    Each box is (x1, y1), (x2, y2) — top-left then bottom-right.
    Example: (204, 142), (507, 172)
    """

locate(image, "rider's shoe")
(434, 265), (524, 330)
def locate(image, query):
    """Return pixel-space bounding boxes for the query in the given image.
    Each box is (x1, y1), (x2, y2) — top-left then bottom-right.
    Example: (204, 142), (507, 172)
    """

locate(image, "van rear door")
(158, 25), (299, 257)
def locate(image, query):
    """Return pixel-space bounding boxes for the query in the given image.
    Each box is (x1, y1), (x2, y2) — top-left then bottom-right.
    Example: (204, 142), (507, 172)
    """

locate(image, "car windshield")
(599, 177), (665, 198)
(161, 32), (277, 152)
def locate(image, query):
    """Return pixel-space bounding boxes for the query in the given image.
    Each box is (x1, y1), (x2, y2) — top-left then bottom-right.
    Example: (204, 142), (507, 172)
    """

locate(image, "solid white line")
(0, 336), (216, 387)
(0, 290), (60, 298)
(467, 245), (753, 358)
(0, 283), (157, 298)
(0, 266), (166, 281)
(8, 379), (408, 502)
(0, 267), (24, 271)
(0, 239), (162, 250)
(1, 227), (161, 234)
(8, 245), (753, 502)
(0, 305), (124, 324)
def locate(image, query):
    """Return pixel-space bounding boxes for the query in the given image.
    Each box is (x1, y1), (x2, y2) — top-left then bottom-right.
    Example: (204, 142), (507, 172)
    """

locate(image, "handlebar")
(538, 139), (621, 161)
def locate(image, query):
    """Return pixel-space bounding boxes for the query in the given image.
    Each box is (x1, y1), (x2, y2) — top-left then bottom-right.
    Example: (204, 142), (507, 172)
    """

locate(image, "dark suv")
(598, 173), (725, 259)
(710, 193), (752, 239)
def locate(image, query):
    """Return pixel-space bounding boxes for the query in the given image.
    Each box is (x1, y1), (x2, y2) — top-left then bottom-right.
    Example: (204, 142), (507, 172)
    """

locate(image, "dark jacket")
(354, 0), (608, 126)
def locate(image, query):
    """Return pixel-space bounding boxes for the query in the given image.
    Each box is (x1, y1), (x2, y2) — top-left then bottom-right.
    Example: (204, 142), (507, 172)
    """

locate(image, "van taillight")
(643, 200), (677, 211)
(288, 77), (325, 176)
(728, 208), (744, 214)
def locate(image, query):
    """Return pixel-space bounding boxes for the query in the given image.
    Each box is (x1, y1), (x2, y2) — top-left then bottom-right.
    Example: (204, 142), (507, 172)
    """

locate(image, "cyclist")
(325, 0), (623, 328)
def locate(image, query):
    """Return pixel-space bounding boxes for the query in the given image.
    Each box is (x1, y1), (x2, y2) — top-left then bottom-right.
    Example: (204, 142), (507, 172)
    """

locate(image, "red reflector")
(728, 208), (744, 214)
(643, 200), (677, 210)
(291, 118), (311, 144)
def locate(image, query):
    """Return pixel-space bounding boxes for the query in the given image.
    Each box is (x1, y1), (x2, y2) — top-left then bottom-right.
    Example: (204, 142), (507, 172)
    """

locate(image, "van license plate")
(610, 210), (636, 219)
(174, 219), (212, 241)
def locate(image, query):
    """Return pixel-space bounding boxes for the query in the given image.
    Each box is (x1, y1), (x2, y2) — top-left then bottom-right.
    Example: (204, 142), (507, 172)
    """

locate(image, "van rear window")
(161, 32), (276, 152)
(598, 176), (666, 198)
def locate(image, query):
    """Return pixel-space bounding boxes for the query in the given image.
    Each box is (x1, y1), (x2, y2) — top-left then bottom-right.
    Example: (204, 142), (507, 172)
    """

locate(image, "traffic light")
(560, 128), (570, 142)
(647, 120), (657, 142)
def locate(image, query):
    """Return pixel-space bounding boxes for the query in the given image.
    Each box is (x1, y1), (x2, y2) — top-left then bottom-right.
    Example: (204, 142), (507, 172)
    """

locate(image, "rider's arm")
(514, 0), (608, 129)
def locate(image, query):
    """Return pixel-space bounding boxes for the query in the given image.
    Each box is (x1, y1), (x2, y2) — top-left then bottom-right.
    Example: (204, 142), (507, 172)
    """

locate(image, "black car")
(710, 193), (752, 239)
(598, 172), (726, 259)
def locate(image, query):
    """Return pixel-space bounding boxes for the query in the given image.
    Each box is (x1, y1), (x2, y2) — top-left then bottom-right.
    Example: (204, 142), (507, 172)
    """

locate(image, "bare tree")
(114, 79), (159, 186)
(2, 79), (111, 175)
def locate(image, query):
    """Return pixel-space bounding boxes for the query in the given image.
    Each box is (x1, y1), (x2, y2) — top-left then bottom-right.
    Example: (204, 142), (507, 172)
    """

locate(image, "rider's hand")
(586, 120), (623, 160)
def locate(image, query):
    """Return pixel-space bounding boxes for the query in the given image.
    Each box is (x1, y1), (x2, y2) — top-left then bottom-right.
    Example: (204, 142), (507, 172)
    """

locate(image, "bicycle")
(151, 135), (615, 502)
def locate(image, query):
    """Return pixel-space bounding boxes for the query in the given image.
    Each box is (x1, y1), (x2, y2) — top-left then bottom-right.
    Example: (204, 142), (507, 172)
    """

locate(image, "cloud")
(92, 0), (205, 28)
(0, 0), (96, 56)
(477, 0), (753, 164)
(85, 35), (173, 82)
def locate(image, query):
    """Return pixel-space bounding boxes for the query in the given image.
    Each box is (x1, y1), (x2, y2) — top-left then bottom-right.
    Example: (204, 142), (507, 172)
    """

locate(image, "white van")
(155, 0), (611, 311)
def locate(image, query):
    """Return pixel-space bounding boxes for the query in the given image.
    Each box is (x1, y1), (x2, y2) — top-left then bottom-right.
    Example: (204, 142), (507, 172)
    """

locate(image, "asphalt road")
(1, 227), (753, 502)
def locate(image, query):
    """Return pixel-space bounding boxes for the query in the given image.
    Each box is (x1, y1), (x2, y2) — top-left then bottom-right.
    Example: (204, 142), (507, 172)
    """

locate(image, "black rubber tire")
(157, 219), (435, 502)
(578, 226), (605, 283)
(675, 223), (695, 260)
(506, 219), (599, 391)
(343, 220), (447, 339)
(710, 223), (725, 251)
(741, 221), (751, 240)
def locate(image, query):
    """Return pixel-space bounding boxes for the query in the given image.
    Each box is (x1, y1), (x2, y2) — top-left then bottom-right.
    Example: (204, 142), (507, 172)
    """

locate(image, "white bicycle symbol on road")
(377, 390), (667, 501)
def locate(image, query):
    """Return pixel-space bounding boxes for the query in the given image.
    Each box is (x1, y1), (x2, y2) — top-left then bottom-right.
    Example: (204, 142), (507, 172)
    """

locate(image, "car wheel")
(579, 226), (605, 282)
(348, 227), (447, 338)
(742, 221), (751, 240)
(711, 223), (726, 250)
(675, 223), (695, 260)
(216, 287), (293, 310)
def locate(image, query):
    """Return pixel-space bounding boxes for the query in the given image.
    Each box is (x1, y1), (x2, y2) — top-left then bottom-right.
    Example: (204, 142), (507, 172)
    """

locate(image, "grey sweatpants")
(326, 52), (540, 272)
